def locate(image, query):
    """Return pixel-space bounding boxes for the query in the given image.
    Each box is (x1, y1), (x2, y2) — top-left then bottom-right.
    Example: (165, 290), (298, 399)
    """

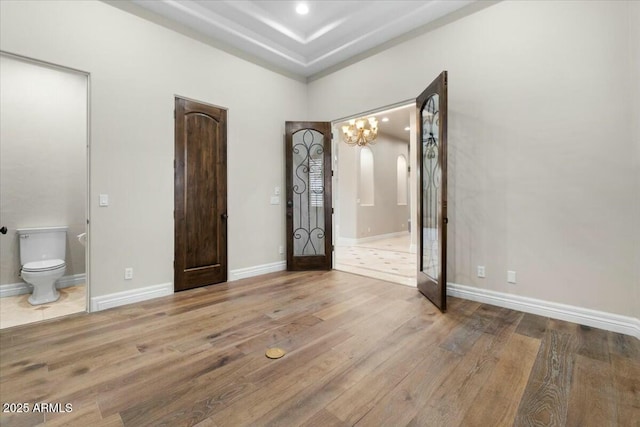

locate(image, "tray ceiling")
(130, 0), (474, 79)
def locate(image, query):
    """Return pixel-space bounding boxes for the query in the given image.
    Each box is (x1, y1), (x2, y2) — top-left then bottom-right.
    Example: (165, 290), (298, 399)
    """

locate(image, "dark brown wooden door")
(285, 121), (333, 270)
(174, 97), (227, 291)
(416, 72), (448, 311)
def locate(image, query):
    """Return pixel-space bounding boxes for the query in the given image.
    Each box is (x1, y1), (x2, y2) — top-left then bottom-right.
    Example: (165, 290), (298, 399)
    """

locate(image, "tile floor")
(0, 284), (86, 329)
(334, 233), (417, 286)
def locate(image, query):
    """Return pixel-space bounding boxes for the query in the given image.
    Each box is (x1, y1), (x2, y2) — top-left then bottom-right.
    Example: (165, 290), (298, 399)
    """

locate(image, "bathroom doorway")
(0, 53), (89, 329)
(332, 103), (417, 287)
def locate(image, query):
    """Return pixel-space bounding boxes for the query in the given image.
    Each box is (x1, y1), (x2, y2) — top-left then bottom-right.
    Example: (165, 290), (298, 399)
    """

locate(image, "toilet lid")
(22, 259), (65, 272)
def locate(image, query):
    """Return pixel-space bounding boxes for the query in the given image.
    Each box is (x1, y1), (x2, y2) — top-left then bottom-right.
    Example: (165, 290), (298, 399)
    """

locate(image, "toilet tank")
(17, 226), (68, 265)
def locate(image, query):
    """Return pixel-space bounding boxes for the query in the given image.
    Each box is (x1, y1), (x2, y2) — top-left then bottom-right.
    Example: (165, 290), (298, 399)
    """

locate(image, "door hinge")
(332, 245), (335, 252)
(173, 159), (176, 169)
(408, 166), (411, 173)
(174, 110), (176, 118)
(331, 170), (334, 177)
(331, 208), (334, 214)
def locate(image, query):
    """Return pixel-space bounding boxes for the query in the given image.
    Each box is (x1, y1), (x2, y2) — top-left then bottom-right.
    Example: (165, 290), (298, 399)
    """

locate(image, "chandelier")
(341, 117), (378, 146)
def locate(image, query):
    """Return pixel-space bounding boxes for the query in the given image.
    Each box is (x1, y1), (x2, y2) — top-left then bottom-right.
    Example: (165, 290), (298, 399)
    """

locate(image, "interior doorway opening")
(0, 52), (90, 328)
(332, 102), (418, 287)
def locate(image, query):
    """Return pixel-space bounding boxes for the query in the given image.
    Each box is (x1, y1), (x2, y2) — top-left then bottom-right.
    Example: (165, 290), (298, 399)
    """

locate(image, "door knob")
(287, 200), (293, 207)
(221, 213), (228, 220)
(0, 226), (6, 235)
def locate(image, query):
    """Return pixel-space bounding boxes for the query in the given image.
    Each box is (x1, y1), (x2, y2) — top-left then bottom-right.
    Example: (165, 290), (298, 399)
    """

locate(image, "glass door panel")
(292, 129), (326, 257)
(285, 122), (332, 270)
(416, 72), (448, 311)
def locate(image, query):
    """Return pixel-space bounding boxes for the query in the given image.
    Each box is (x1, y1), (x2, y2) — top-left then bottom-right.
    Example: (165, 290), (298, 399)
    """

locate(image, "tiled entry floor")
(334, 234), (416, 286)
(0, 284), (86, 329)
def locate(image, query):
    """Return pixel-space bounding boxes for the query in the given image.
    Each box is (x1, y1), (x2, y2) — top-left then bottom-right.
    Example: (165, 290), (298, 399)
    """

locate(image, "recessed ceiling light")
(404, 126), (410, 131)
(296, 3), (309, 15)
(381, 117), (389, 122)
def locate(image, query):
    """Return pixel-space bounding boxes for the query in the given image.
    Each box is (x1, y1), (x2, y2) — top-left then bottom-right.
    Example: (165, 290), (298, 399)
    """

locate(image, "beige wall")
(337, 133), (409, 240)
(310, 1), (640, 317)
(2, 0), (637, 319)
(0, 56), (87, 285)
(632, 1), (640, 320)
(0, 0), (307, 298)
(335, 131), (358, 240)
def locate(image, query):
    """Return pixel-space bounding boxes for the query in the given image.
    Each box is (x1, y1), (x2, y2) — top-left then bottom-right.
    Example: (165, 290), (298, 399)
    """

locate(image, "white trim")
(90, 282), (173, 312)
(0, 273), (86, 298)
(0, 283), (29, 298)
(338, 231), (410, 247)
(448, 282), (640, 339)
(57, 273), (86, 288)
(229, 261), (286, 281)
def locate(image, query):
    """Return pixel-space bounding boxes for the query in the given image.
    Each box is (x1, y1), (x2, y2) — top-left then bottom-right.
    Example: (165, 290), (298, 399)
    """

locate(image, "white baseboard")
(0, 273), (86, 298)
(229, 261), (286, 281)
(90, 282), (173, 312)
(448, 282), (640, 339)
(56, 273), (86, 288)
(0, 282), (29, 298)
(338, 231), (410, 247)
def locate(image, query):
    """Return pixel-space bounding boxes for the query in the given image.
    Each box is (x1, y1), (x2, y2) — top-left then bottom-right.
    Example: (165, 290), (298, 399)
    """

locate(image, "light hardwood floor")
(0, 270), (638, 426)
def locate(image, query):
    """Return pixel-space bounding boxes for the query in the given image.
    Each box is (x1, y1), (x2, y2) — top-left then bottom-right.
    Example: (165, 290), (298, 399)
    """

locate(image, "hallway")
(335, 233), (416, 286)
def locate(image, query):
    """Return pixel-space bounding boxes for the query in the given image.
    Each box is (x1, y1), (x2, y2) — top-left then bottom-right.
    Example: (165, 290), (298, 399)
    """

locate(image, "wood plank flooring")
(0, 270), (638, 427)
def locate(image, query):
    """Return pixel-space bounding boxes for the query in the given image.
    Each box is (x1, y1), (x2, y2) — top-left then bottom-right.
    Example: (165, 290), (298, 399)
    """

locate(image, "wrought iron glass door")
(285, 122), (333, 270)
(416, 72), (448, 311)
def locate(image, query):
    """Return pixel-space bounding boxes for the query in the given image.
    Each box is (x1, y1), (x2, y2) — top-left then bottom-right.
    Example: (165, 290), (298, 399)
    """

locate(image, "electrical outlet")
(278, 245), (284, 254)
(507, 270), (516, 284)
(124, 267), (133, 280)
(477, 266), (485, 278)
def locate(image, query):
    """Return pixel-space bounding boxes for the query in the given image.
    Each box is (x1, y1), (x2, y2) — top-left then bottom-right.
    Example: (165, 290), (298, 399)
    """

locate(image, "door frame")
(330, 99), (418, 274)
(0, 51), (92, 312)
(330, 79), (447, 312)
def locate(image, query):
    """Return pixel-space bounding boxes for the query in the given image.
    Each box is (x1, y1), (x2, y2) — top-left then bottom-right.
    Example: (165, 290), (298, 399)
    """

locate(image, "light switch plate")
(274, 186), (281, 195)
(99, 194), (109, 207)
(507, 270), (517, 284)
(270, 196), (280, 205)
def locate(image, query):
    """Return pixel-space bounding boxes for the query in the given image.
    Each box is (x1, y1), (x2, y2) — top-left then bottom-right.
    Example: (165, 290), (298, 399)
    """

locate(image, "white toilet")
(17, 226), (67, 305)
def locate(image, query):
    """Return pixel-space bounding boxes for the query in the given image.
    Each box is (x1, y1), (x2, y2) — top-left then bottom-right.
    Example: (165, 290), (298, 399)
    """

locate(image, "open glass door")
(416, 71), (448, 311)
(285, 121), (333, 270)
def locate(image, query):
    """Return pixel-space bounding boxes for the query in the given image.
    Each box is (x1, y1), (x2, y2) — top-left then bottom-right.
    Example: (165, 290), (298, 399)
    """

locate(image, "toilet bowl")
(17, 226), (68, 306)
(21, 259), (66, 305)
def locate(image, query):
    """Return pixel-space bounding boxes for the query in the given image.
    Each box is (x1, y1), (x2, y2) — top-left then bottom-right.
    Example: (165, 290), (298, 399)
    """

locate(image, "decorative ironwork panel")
(422, 94), (440, 280)
(292, 129), (326, 256)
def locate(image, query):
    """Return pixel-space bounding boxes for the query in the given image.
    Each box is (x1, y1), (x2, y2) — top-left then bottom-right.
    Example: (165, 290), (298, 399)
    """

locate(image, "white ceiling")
(337, 103), (414, 143)
(130, 0), (474, 79)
